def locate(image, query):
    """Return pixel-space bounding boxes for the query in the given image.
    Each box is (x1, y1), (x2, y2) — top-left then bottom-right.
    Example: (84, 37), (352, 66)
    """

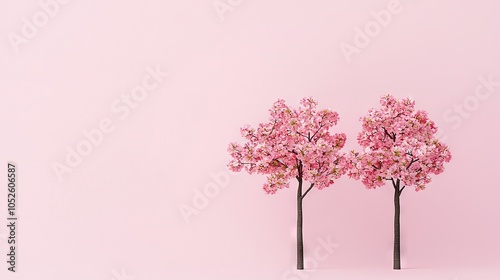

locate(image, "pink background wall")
(1, 0), (499, 279)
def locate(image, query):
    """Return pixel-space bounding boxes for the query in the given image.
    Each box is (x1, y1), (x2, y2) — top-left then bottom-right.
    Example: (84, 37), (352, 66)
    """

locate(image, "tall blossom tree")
(347, 94), (452, 270)
(228, 98), (347, 270)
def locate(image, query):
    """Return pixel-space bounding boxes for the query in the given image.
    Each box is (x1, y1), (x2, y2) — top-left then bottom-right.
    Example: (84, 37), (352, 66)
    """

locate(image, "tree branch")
(296, 131), (308, 139)
(273, 159), (288, 168)
(267, 123), (276, 136)
(383, 127), (395, 142)
(406, 158), (419, 170)
(310, 124), (324, 141)
(302, 183), (315, 198)
(296, 160), (303, 177)
(317, 161), (325, 175)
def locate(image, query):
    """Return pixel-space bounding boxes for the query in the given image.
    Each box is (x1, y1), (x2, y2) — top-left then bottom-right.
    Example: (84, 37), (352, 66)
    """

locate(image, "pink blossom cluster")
(347, 95), (452, 191)
(228, 98), (347, 194)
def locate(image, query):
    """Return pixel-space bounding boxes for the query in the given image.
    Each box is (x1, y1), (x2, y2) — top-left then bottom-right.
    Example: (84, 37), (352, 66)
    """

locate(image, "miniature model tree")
(347, 94), (452, 270)
(228, 98), (347, 270)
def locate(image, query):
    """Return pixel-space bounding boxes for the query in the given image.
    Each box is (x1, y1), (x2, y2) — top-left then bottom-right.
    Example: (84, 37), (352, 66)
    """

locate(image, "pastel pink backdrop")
(1, 0), (499, 279)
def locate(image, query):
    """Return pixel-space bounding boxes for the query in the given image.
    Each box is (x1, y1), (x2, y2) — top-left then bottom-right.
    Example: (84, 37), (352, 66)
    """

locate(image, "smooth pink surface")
(1, 0), (499, 279)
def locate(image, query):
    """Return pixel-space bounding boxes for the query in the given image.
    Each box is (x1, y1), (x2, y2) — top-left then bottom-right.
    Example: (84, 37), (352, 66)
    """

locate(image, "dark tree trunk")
(297, 177), (304, 270)
(393, 179), (402, 270)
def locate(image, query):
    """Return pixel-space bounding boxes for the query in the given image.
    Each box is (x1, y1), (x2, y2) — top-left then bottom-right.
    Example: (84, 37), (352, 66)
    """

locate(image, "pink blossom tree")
(228, 98), (347, 270)
(347, 94), (452, 270)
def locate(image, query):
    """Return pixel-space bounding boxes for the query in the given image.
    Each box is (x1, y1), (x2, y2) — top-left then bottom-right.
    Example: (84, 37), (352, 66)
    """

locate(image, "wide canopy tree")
(228, 97), (347, 269)
(347, 94), (452, 269)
